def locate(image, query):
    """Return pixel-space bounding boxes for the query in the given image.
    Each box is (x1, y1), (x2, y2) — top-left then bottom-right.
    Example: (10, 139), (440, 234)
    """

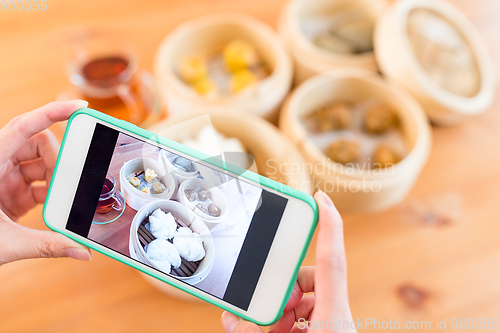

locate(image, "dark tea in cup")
(82, 56), (129, 88)
(96, 173), (124, 214)
(67, 36), (148, 124)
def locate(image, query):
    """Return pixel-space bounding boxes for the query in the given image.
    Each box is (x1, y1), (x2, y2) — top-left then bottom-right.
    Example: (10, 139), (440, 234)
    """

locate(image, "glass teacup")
(96, 173), (125, 214)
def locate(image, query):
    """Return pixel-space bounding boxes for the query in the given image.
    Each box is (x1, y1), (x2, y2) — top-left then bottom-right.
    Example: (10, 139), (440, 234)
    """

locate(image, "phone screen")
(65, 123), (288, 310)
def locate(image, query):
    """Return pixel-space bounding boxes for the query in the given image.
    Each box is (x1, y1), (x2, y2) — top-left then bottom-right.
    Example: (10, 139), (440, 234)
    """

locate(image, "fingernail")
(66, 248), (92, 261)
(222, 312), (239, 333)
(70, 99), (89, 109)
(316, 190), (334, 208)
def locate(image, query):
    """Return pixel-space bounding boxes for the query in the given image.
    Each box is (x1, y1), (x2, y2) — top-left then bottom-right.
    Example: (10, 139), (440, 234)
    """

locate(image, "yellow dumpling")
(223, 40), (259, 73)
(145, 169), (157, 183)
(193, 78), (218, 96)
(230, 70), (257, 94)
(179, 56), (207, 84)
(129, 176), (140, 189)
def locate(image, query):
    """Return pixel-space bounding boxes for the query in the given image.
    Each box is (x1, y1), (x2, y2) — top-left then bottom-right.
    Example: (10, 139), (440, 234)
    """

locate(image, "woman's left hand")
(0, 101), (93, 265)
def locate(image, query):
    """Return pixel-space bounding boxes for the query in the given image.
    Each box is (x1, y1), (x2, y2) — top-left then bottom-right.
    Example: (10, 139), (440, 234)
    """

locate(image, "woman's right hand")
(221, 190), (356, 332)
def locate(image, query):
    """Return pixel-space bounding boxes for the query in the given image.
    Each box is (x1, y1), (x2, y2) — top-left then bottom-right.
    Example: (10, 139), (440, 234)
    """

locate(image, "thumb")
(0, 214), (92, 265)
(313, 190), (352, 319)
(221, 312), (264, 333)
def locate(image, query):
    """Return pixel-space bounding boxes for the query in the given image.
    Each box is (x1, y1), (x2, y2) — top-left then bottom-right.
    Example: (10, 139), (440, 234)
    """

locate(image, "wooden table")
(0, 0), (499, 332)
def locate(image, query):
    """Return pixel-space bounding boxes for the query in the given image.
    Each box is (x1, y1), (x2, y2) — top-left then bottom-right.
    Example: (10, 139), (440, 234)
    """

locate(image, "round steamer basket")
(279, 0), (386, 85)
(129, 200), (215, 286)
(280, 69), (432, 213)
(119, 157), (176, 211)
(177, 178), (229, 230)
(148, 111), (313, 195)
(158, 150), (200, 188)
(154, 13), (292, 124)
(374, 0), (495, 126)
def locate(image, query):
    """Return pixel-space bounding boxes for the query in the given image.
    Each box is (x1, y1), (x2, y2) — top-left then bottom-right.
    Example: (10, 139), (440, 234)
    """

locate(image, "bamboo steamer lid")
(148, 111), (312, 195)
(374, 0), (495, 126)
(280, 69), (432, 213)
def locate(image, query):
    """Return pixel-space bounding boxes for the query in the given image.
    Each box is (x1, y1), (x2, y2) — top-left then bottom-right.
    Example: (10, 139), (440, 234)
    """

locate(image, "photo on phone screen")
(64, 123), (288, 310)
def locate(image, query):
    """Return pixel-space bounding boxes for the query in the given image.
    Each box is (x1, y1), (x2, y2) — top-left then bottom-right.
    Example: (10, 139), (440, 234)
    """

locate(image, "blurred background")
(0, 0), (499, 332)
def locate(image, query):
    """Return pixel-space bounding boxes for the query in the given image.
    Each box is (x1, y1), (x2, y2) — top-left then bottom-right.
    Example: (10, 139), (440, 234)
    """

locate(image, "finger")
(269, 310), (295, 333)
(19, 159), (48, 183)
(270, 270), (311, 333)
(297, 266), (315, 293)
(270, 276), (307, 333)
(283, 282), (304, 313)
(221, 312), (264, 333)
(292, 295), (315, 322)
(12, 130), (60, 173)
(283, 266), (316, 314)
(313, 190), (350, 315)
(31, 183), (49, 204)
(0, 100), (88, 164)
(290, 324), (308, 333)
(0, 211), (92, 265)
(270, 295), (315, 333)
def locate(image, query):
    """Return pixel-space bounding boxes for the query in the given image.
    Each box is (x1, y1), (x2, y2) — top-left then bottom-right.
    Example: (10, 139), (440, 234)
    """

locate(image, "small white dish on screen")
(177, 178), (228, 230)
(119, 157), (176, 211)
(159, 150), (200, 186)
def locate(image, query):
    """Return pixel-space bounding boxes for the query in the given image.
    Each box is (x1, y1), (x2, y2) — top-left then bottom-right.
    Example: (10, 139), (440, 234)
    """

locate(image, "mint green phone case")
(43, 108), (318, 326)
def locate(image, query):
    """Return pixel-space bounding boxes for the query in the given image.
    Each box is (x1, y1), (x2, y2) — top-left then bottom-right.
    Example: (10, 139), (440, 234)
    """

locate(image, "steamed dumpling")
(145, 168), (157, 183)
(146, 239), (181, 273)
(223, 39), (259, 73)
(129, 176), (140, 189)
(149, 209), (177, 240)
(151, 181), (166, 194)
(173, 227), (205, 262)
(176, 227), (203, 246)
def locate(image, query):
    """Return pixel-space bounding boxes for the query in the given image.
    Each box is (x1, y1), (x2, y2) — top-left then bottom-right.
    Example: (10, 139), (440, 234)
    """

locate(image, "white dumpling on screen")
(173, 227), (205, 262)
(149, 258), (172, 274)
(146, 239), (181, 273)
(149, 209), (177, 240)
(176, 226), (193, 237)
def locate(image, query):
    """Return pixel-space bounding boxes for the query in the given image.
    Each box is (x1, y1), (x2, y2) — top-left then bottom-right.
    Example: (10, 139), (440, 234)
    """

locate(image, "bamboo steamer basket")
(148, 111), (313, 195)
(154, 13), (292, 124)
(119, 157), (176, 211)
(159, 150), (200, 188)
(280, 69), (432, 213)
(374, 0), (495, 126)
(129, 200), (215, 302)
(129, 200), (215, 284)
(278, 0), (387, 85)
(176, 178), (229, 230)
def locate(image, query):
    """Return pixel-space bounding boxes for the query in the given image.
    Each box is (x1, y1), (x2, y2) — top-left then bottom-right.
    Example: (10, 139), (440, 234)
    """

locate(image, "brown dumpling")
(326, 140), (360, 164)
(208, 203), (221, 217)
(185, 189), (197, 202)
(198, 188), (210, 201)
(306, 103), (352, 133)
(374, 144), (400, 168)
(364, 105), (397, 134)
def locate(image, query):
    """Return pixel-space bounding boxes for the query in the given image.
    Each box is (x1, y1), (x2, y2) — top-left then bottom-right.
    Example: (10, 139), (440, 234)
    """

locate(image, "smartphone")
(43, 108), (317, 325)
